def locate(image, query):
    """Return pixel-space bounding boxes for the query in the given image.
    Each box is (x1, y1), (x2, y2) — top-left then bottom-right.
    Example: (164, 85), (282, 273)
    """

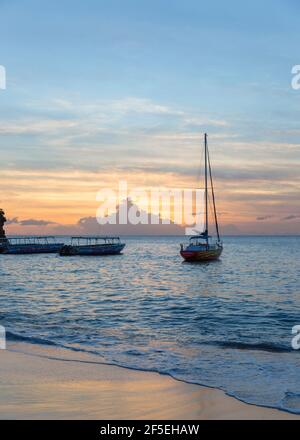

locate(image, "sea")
(0, 235), (300, 413)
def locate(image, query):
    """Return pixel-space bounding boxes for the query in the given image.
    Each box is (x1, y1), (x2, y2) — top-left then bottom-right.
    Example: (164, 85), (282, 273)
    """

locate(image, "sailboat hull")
(180, 246), (223, 262)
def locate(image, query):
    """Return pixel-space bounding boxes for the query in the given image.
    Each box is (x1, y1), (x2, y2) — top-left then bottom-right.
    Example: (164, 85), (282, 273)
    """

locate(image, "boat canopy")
(8, 236), (60, 244)
(71, 236), (121, 244)
(189, 233), (212, 241)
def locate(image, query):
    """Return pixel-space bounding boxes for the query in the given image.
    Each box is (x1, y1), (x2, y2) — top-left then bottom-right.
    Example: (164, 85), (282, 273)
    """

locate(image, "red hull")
(180, 247), (222, 262)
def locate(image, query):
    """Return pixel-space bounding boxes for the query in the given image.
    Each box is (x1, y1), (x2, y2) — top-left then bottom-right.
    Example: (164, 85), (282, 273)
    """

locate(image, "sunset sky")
(0, 0), (300, 235)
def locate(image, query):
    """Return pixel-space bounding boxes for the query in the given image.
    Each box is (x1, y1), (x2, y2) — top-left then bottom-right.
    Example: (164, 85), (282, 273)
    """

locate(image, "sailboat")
(180, 133), (223, 262)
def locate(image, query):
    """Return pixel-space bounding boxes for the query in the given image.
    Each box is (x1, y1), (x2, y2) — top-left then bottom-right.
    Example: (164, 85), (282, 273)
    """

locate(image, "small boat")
(1, 236), (64, 254)
(59, 236), (125, 256)
(180, 133), (223, 262)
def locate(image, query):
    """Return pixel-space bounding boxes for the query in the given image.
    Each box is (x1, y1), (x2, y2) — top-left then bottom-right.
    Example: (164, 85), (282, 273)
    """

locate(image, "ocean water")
(0, 235), (300, 413)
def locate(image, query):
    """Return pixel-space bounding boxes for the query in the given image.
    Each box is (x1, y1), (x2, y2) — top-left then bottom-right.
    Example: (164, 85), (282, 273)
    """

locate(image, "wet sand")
(0, 343), (298, 420)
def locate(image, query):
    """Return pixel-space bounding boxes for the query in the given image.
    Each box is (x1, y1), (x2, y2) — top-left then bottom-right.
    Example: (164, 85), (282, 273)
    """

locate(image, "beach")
(0, 342), (298, 420)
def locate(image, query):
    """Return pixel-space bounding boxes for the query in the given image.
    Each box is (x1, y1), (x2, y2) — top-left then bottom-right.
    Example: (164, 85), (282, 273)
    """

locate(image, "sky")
(0, 0), (300, 235)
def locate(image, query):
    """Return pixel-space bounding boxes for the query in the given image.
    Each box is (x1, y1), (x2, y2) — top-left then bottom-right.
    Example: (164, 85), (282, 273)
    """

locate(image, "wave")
(6, 330), (58, 347)
(6, 329), (293, 355)
(5, 330), (105, 358)
(205, 340), (292, 353)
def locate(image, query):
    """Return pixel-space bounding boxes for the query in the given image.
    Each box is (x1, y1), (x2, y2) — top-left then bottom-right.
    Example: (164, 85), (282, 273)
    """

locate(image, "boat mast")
(204, 133), (209, 246)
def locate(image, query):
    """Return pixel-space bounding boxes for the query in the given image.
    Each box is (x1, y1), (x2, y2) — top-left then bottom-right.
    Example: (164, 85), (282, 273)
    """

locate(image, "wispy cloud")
(281, 214), (300, 221)
(7, 218), (57, 226)
(256, 215), (275, 221)
(0, 120), (77, 135)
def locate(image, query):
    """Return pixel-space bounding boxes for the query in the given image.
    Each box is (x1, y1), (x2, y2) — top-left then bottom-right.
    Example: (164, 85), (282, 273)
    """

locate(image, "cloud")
(256, 215), (275, 221)
(77, 216), (101, 233)
(107, 97), (185, 116)
(76, 200), (185, 235)
(6, 217), (19, 225)
(281, 214), (300, 221)
(0, 119), (77, 135)
(0, 96), (231, 174)
(7, 218), (57, 226)
(220, 224), (241, 235)
(183, 116), (229, 128)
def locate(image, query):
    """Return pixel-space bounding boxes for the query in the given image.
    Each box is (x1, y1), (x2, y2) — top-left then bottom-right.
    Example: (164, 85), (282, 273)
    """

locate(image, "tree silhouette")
(0, 209), (7, 240)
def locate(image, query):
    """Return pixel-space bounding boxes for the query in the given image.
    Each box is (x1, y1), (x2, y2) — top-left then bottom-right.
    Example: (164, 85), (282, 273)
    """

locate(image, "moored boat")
(180, 133), (223, 262)
(59, 236), (125, 256)
(180, 233), (223, 262)
(1, 236), (64, 254)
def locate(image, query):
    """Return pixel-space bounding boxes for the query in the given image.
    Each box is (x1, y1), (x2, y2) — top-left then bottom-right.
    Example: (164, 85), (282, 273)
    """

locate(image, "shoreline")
(0, 342), (299, 420)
